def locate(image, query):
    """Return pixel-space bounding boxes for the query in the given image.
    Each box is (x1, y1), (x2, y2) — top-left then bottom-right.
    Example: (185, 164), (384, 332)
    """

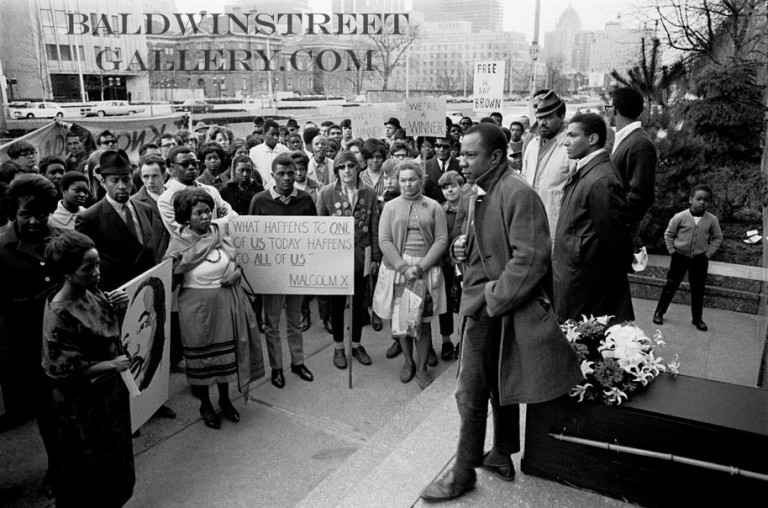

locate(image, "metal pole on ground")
(346, 295), (353, 389)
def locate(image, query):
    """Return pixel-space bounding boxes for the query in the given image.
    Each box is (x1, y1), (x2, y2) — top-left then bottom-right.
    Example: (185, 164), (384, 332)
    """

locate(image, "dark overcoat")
(76, 198), (166, 291)
(460, 166), (582, 405)
(553, 150), (635, 323)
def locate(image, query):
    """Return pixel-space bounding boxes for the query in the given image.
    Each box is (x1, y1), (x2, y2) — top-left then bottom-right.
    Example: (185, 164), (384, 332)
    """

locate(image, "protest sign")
(0, 115), (187, 163)
(349, 107), (386, 139)
(118, 260), (173, 432)
(231, 216), (354, 296)
(472, 60), (505, 113)
(404, 97), (446, 137)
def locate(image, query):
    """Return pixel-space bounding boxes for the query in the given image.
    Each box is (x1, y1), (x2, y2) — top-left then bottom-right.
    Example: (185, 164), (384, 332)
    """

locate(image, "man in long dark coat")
(553, 113), (635, 323)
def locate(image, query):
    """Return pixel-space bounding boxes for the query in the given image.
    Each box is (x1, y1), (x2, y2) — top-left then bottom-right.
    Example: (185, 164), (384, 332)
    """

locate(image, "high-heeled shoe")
(200, 404), (221, 429)
(219, 399), (240, 423)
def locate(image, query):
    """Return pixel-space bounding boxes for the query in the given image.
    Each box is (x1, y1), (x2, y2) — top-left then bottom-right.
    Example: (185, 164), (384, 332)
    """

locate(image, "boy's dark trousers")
(655, 252), (709, 321)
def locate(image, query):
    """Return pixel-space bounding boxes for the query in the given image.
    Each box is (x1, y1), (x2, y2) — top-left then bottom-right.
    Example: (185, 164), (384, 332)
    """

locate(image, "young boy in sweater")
(653, 184), (723, 331)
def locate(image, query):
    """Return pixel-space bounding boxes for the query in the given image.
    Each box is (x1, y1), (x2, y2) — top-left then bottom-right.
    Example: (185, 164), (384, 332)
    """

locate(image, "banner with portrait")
(118, 260), (173, 432)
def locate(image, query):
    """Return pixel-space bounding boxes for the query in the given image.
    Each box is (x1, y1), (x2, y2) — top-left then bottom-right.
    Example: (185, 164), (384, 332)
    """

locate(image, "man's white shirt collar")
(612, 121), (642, 154)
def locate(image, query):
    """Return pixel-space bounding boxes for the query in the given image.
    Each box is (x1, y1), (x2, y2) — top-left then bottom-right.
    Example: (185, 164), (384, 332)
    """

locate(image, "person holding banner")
(374, 160), (448, 390)
(41, 231), (135, 507)
(317, 151), (381, 369)
(166, 188), (265, 429)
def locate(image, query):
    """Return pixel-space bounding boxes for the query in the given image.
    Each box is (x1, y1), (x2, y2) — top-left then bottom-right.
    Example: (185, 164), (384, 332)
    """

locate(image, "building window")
(46, 44), (58, 61)
(60, 45), (72, 61)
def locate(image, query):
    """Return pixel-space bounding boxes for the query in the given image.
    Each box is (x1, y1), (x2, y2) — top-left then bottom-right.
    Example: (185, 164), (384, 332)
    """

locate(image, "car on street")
(11, 102), (65, 119)
(447, 111), (465, 125)
(171, 99), (214, 114)
(80, 100), (145, 117)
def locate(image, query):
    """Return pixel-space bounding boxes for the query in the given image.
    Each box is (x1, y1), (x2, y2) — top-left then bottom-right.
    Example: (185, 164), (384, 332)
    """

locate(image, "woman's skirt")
(179, 284), (265, 393)
(373, 253), (447, 333)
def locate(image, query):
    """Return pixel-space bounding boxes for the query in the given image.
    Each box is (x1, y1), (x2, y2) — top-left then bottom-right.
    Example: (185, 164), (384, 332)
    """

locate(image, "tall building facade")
(412, 0), (503, 32)
(0, 0), (150, 102)
(542, 4), (582, 69)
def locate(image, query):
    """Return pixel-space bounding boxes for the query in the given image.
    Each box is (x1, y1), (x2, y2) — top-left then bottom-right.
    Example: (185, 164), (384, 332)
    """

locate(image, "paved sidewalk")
(1, 297), (763, 507)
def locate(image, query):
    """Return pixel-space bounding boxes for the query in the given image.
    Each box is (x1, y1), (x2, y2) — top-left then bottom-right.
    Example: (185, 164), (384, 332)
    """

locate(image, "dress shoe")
(333, 349), (347, 369)
(400, 361), (416, 383)
(301, 314), (311, 332)
(440, 342), (455, 361)
(352, 345), (372, 365)
(290, 364), (314, 382)
(271, 368), (285, 389)
(323, 319), (333, 334)
(219, 399), (240, 423)
(154, 404), (176, 419)
(653, 312), (664, 325)
(386, 339), (402, 358)
(692, 319), (708, 332)
(200, 404), (221, 429)
(482, 450), (515, 481)
(371, 312), (383, 331)
(427, 346), (438, 367)
(420, 469), (475, 503)
(417, 369), (433, 390)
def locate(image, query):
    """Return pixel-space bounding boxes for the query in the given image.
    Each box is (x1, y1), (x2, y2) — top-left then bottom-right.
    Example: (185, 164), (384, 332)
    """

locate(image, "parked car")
(447, 111), (465, 125)
(171, 99), (214, 114)
(80, 100), (145, 117)
(353, 95), (367, 103)
(11, 102), (65, 119)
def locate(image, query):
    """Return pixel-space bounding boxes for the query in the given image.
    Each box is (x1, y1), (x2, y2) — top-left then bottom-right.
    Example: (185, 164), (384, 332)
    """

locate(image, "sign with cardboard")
(472, 60), (505, 113)
(404, 97), (446, 137)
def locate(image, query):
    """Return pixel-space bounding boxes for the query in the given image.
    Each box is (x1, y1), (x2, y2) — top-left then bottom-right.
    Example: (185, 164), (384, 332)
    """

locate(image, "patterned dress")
(42, 289), (135, 508)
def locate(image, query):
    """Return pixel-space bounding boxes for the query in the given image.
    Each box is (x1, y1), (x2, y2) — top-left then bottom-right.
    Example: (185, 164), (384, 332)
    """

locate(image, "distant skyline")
(174, 0), (645, 44)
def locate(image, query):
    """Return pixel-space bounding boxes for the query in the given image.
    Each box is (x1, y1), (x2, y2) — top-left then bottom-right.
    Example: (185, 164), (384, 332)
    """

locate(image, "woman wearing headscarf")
(165, 188), (264, 429)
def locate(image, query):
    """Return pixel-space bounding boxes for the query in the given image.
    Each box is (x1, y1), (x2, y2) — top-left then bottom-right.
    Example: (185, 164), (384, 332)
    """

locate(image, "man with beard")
(521, 90), (575, 238)
(75, 150), (166, 292)
(157, 146), (236, 236)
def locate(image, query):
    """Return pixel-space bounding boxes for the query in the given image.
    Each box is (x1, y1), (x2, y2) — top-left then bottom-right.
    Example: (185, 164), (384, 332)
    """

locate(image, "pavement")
(1, 296), (764, 508)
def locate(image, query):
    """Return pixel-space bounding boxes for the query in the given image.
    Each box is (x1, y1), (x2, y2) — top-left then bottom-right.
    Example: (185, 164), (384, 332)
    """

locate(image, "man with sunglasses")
(97, 130), (119, 151)
(157, 146), (236, 236)
(424, 136), (460, 203)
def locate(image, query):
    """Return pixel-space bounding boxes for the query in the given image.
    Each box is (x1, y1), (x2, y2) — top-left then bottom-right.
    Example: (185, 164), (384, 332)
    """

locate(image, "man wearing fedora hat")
(75, 150), (167, 292)
(385, 117), (401, 141)
(521, 90), (576, 238)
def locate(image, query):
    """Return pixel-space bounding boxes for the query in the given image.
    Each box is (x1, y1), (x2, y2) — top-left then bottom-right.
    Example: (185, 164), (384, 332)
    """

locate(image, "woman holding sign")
(165, 188), (265, 430)
(41, 231), (135, 507)
(373, 160), (448, 390)
(317, 151), (381, 369)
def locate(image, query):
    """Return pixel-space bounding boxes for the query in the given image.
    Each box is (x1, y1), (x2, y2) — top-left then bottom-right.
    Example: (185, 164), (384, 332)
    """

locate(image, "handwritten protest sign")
(0, 115), (187, 163)
(473, 60), (505, 113)
(404, 97), (446, 137)
(349, 107), (386, 139)
(231, 216), (354, 295)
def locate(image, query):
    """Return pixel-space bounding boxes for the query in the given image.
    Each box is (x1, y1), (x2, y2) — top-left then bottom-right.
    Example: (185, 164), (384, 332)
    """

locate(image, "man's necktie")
(123, 204), (139, 241)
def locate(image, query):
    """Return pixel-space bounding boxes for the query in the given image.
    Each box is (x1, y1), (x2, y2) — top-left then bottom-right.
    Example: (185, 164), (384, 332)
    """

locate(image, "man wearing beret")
(76, 150), (167, 292)
(521, 90), (576, 238)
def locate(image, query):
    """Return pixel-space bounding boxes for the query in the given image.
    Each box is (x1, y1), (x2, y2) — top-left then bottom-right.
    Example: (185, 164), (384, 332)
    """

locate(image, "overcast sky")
(175, 0), (646, 43)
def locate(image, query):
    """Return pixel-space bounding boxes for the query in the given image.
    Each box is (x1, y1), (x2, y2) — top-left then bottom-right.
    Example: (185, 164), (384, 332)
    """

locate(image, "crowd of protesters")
(0, 86), (724, 505)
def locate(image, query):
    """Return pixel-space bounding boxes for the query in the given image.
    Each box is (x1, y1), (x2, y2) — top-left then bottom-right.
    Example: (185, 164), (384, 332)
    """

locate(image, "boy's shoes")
(427, 346), (438, 367)
(692, 320), (708, 332)
(352, 345), (372, 365)
(653, 312), (663, 325)
(333, 349), (347, 369)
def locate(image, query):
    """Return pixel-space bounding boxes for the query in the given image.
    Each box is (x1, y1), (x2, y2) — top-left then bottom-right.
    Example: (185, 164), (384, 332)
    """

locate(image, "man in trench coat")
(421, 123), (582, 502)
(553, 113), (635, 323)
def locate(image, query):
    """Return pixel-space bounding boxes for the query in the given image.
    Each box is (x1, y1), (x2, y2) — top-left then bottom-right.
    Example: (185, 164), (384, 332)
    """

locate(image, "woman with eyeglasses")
(316, 151), (381, 370)
(6, 140), (39, 173)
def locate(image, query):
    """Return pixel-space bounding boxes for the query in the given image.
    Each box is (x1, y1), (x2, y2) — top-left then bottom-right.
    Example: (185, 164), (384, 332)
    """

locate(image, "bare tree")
(366, 20), (419, 91)
(647, 0), (767, 65)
